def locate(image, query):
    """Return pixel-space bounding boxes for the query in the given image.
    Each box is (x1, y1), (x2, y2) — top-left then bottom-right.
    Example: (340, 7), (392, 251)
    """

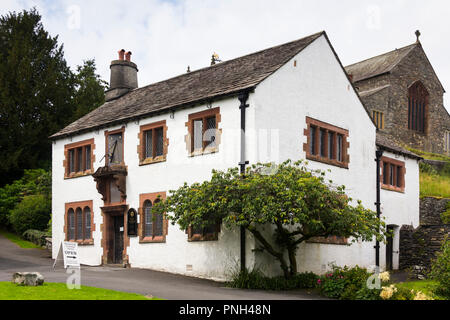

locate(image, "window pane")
(192, 225), (203, 235)
(68, 209), (75, 240)
(69, 150), (75, 173)
(193, 120), (203, 150)
(108, 133), (123, 164)
(84, 207), (91, 240)
(154, 213), (163, 236)
(328, 132), (334, 159)
(155, 127), (164, 156)
(396, 166), (402, 188)
(204, 223), (216, 234)
(145, 130), (153, 158)
(319, 129), (326, 157)
(85, 146), (91, 170)
(310, 126), (316, 155)
(390, 164), (395, 186)
(76, 208), (83, 240)
(337, 135), (343, 162)
(205, 117), (216, 148)
(76, 147), (82, 172)
(144, 201), (153, 237)
(383, 162), (388, 185)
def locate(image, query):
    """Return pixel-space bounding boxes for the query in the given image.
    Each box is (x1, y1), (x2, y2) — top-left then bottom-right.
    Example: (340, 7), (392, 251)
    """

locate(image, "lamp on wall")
(170, 110), (175, 119)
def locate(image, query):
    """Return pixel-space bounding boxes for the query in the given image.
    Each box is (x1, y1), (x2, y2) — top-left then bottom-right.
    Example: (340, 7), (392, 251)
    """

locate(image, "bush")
(226, 267), (319, 291)
(9, 194), (51, 235)
(22, 229), (50, 246)
(429, 236), (450, 298)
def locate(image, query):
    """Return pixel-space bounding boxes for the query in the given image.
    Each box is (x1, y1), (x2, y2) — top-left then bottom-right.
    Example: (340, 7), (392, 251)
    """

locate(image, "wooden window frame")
(187, 223), (221, 242)
(64, 200), (94, 245)
(185, 107), (222, 157)
(63, 139), (95, 179)
(373, 110), (385, 130)
(105, 127), (125, 166)
(303, 117), (349, 169)
(307, 236), (349, 246)
(380, 156), (406, 193)
(138, 192), (168, 243)
(137, 120), (169, 166)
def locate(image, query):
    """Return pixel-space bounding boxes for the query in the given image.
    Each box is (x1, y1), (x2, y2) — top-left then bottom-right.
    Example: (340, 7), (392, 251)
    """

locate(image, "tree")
(154, 160), (387, 278)
(0, 8), (106, 186)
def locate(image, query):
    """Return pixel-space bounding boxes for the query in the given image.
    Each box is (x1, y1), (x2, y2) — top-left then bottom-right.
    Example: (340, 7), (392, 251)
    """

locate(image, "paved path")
(0, 234), (323, 300)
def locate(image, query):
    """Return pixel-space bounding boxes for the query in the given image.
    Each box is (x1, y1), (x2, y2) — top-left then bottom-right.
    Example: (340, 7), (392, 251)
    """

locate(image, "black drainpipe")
(238, 91), (250, 272)
(375, 148), (384, 268)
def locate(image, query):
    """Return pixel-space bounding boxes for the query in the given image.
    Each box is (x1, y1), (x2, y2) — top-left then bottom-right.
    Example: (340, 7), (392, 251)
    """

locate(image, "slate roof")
(376, 132), (422, 160)
(345, 43), (417, 83)
(51, 31), (325, 139)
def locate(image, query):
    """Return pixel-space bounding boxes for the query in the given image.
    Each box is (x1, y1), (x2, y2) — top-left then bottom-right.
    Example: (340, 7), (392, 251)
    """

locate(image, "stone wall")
(399, 197), (450, 277)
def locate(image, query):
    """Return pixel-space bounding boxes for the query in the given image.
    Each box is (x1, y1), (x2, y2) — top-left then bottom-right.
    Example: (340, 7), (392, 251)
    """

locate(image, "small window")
(187, 107), (221, 155)
(304, 117), (349, 169)
(108, 133), (123, 164)
(139, 192), (167, 243)
(373, 111), (385, 129)
(138, 121), (168, 165)
(188, 222), (220, 242)
(381, 157), (405, 192)
(65, 201), (94, 244)
(65, 139), (94, 178)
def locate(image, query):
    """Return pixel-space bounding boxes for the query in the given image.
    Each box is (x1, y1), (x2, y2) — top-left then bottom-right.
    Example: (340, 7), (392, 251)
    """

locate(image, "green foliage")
(226, 267), (319, 291)
(0, 8), (106, 186)
(0, 229), (42, 248)
(154, 160), (386, 278)
(441, 202), (450, 224)
(408, 148), (450, 162)
(22, 229), (50, 246)
(418, 157), (450, 199)
(429, 236), (450, 298)
(0, 169), (51, 228)
(318, 265), (374, 300)
(9, 194), (51, 235)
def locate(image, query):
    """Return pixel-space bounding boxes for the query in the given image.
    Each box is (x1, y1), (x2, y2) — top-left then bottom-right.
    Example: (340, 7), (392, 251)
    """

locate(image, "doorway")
(386, 225), (396, 271)
(101, 205), (128, 266)
(113, 215), (124, 264)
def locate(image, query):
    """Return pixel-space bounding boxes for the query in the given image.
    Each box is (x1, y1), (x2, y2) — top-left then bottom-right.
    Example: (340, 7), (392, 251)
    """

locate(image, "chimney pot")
(118, 49), (125, 60)
(125, 51), (132, 62)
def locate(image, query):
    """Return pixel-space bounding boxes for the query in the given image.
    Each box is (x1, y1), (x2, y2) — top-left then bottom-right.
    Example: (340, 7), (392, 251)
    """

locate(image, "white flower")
(378, 271), (390, 282)
(380, 285), (397, 300)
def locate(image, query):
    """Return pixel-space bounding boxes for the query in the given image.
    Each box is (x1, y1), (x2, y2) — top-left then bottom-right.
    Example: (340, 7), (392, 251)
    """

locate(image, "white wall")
(52, 97), (257, 280)
(250, 34), (381, 275)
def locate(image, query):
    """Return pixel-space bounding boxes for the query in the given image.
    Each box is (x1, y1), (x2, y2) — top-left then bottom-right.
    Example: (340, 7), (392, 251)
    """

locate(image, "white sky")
(2, 0), (450, 112)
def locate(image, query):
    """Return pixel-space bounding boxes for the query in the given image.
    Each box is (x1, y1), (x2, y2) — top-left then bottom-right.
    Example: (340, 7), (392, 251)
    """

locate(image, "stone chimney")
(105, 49), (138, 102)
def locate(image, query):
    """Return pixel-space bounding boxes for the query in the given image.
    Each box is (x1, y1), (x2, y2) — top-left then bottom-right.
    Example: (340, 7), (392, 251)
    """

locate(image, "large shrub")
(22, 229), (51, 246)
(0, 169), (51, 229)
(429, 236), (450, 297)
(9, 194), (51, 235)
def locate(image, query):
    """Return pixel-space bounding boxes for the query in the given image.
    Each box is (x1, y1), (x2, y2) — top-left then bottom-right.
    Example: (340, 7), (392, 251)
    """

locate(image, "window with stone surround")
(105, 127), (125, 165)
(64, 139), (95, 179)
(139, 192), (167, 243)
(137, 120), (168, 165)
(303, 117), (349, 169)
(187, 223), (220, 242)
(185, 107), (221, 156)
(408, 81), (428, 133)
(381, 156), (405, 193)
(445, 131), (450, 154)
(65, 200), (94, 245)
(373, 110), (385, 129)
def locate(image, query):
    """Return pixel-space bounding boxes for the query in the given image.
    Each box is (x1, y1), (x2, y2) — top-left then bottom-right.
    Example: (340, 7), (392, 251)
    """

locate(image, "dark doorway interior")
(113, 215), (124, 264)
(386, 225), (395, 271)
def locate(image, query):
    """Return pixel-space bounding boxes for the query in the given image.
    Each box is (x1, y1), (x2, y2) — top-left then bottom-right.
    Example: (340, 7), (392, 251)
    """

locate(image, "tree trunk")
(287, 246), (298, 276)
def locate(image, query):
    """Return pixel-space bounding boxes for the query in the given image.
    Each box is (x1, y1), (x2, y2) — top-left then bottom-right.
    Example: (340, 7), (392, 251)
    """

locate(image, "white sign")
(53, 241), (80, 269)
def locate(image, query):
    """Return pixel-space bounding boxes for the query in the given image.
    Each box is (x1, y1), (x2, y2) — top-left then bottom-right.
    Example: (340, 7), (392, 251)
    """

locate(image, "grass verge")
(395, 280), (447, 300)
(420, 172), (450, 199)
(0, 229), (42, 249)
(0, 282), (159, 300)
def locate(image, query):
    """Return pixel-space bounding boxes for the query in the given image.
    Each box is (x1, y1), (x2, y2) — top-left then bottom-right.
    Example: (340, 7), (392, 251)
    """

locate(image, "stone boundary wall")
(399, 197), (450, 277)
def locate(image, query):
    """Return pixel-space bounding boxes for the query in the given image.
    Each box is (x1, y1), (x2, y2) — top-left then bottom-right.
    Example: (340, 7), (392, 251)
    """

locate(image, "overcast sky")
(2, 0), (450, 111)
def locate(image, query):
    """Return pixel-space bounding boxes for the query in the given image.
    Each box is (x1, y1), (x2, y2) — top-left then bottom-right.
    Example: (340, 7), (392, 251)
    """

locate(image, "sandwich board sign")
(53, 241), (80, 269)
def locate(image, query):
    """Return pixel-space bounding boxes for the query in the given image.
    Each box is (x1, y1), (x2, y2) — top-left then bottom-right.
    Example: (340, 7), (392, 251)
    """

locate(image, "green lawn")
(395, 280), (447, 300)
(0, 282), (159, 300)
(0, 229), (42, 249)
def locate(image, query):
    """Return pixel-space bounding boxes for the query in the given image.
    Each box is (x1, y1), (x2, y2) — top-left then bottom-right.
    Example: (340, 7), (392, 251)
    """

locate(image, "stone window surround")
(307, 235), (349, 246)
(63, 138), (95, 179)
(185, 107), (222, 157)
(187, 223), (221, 242)
(380, 156), (406, 193)
(138, 192), (168, 244)
(303, 117), (350, 169)
(64, 200), (95, 245)
(137, 120), (169, 166)
(104, 126), (125, 166)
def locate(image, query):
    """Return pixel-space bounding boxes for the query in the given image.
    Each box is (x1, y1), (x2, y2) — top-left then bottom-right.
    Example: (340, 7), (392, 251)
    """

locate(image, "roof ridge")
(345, 42), (417, 69)
(130, 31), (325, 93)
